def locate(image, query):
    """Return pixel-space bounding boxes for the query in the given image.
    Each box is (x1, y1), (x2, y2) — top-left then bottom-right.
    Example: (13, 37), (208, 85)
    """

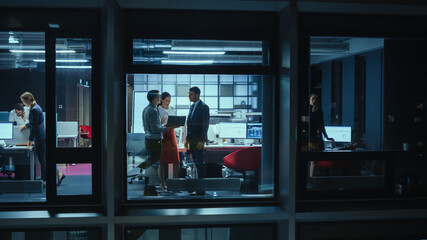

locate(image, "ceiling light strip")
(10, 50), (76, 53)
(163, 51), (225, 55)
(161, 60), (213, 64)
(33, 59), (89, 63)
(56, 66), (91, 69)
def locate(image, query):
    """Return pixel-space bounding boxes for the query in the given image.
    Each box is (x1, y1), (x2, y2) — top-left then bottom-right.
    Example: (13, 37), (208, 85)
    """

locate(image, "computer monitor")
(323, 126), (351, 142)
(218, 122), (247, 139)
(246, 123), (262, 139)
(0, 122), (13, 140)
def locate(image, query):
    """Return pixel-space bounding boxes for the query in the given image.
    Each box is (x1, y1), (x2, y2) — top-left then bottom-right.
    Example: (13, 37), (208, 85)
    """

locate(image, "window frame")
(122, 9), (280, 206)
(0, 8), (102, 208)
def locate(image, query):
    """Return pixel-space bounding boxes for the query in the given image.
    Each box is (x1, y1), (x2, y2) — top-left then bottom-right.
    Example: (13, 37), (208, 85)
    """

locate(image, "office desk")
(178, 144), (262, 163)
(0, 146), (35, 180)
(57, 134), (78, 147)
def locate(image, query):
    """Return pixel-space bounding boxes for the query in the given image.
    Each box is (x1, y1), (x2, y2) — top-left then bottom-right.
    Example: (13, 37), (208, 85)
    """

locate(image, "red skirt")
(160, 128), (180, 164)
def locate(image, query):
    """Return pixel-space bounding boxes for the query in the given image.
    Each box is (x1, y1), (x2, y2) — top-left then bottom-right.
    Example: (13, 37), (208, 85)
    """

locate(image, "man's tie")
(189, 104), (194, 119)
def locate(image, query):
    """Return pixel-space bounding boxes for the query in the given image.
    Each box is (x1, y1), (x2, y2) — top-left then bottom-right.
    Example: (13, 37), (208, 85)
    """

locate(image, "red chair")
(79, 125), (92, 147)
(223, 147), (261, 193)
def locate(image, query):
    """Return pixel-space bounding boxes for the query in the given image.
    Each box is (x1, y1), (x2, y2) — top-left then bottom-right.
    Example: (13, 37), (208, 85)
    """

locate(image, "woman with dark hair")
(157, 92), (180, 191)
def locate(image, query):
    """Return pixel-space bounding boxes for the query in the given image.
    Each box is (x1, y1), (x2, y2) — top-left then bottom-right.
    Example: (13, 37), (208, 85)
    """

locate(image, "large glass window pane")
(205, 85), (218, 96)
(133, 39), (268, 66)
(205, 74), (218, 84)
(205, 97), (218, 109)
(126, 74), (272, 201)
(220, 85), (233, 97)
(55, 38), (92, 148)
(234, 85), (248, 96)
(301, 36), (427, 199)
(0, 31), (46, 203)
(162, 85), (176, 96)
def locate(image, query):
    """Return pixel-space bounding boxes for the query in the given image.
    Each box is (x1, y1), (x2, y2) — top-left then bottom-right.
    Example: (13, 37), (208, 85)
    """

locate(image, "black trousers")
(35, 139), (46, 181)
(144, 138), (162, 169)
(188, 140), (206, 179)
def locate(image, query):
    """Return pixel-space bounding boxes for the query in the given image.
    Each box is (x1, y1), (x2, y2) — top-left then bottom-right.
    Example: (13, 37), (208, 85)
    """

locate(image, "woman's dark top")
(310, 109), (327, 150)
(25, 104), (46, 142)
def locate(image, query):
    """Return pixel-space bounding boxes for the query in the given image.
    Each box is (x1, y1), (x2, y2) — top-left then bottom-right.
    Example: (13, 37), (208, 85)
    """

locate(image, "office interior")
(1, 2), (427, 240)
(126, 73), (274, 200)
(0, 32), (94, 202)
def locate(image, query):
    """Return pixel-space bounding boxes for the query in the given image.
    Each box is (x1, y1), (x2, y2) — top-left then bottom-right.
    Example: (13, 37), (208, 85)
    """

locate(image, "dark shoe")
(143, 186), (158, 196)
(190, 190), (205, 196)
(138, 161), (148, 169)
(57, 174), (66, 186)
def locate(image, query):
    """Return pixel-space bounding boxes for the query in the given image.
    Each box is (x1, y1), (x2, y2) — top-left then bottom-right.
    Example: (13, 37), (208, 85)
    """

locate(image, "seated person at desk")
(9, 103), (29, 125)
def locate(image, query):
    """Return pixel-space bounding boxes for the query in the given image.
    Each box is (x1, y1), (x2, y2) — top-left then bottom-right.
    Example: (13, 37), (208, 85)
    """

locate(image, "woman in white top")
(158, 92), (180, 191)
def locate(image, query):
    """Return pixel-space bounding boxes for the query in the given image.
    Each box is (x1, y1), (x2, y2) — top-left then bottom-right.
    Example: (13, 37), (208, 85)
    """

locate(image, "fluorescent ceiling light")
(10, 50), (76, 53)
(48, 23), (60, 28)
(33, 59), (89, 63)
(56, 66), (91, 69)
(10, 50), (45, 53)
(8, 36), (19, 44)
(161, 60), (213, 64)
(56, 50), (76, 53)
(163, 51), (225, 55)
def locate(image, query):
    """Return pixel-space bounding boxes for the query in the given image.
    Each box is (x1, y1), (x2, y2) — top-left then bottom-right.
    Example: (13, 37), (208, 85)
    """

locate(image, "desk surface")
(0, 145), (33, 152)
(178, 143), (261, 152)
(57, 134), (78, 138)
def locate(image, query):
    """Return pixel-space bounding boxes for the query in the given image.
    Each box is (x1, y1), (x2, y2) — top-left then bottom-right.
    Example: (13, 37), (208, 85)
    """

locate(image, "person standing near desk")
(309, 93), (334, 177)
(185, 87), (210, 193)
(9, 103), (29, 125)
(19, 92), (46, 187)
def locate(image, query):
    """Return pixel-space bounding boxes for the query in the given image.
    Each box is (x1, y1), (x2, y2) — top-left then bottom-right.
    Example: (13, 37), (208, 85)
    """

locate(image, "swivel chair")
(223, 147), (261, 193)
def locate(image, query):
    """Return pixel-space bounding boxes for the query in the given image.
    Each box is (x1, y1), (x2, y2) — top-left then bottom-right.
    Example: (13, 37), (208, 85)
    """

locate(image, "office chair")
(79, 125), (92, 147)
(223, 147), (261, 193)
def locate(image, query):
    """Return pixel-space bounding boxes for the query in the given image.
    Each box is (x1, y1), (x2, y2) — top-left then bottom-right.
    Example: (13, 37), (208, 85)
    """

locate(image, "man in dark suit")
(185, 86), (210, 182)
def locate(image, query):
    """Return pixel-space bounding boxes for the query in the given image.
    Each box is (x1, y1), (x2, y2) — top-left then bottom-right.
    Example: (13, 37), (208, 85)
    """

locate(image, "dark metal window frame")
(122, 9), (280, 207)
(297, 13), (427, 203)
(0, 8), (102, 208)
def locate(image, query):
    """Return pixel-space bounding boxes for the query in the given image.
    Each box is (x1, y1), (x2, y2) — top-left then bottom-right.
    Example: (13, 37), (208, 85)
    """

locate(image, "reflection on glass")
(307, 159), (385, 192)
(133, 39), (268, 66)
(0, 230), (100, 240)
(0, 31), (46, 203)
(127, 225), (275, 240)
(56, 163), (92, 196)
(126, 74), (272, 200)
(55, 38), (92, 148)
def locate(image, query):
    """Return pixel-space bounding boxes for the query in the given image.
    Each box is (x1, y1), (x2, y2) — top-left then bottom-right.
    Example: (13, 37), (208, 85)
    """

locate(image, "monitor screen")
(218, 122), (247, 139)
(0, 122), (13, 140)
(323, 126), (351, 142)
(247, 123), (262, 139)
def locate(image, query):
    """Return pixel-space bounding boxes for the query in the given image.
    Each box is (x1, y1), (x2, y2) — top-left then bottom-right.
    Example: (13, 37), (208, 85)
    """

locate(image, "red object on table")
(79, 125), (92, 139)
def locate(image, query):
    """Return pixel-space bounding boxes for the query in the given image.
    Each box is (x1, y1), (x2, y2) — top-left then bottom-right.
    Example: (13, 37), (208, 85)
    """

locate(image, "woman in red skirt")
(158, 92), (180, 191)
